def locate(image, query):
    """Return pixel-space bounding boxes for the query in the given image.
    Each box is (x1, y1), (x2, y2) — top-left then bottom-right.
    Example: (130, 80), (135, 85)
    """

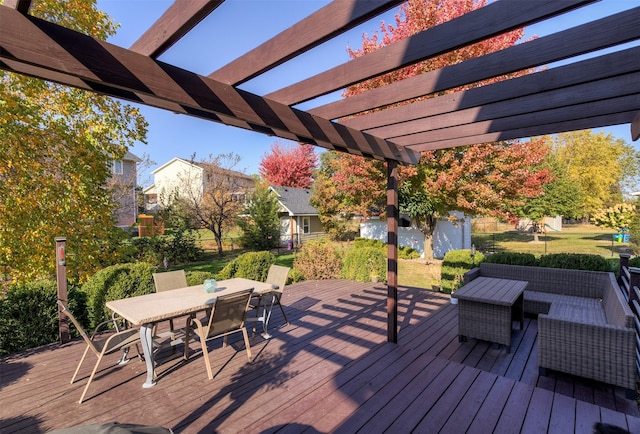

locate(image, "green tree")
(552, 130), (640, 217)
(0, 0), (148, 284)
(238, 183), (281, 251)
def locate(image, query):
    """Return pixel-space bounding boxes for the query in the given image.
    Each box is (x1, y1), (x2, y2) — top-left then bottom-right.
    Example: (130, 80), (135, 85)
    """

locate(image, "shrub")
(629, 256), (640, 268)
(185, 270), (218, 286)
(81, 262), (156, 328)
(294, 239), (343, 280)
(287, 268), (305, 284)
(215, 251), (275, 282)
(483, 252), (538, 266)
(0, 280), (87, 355)
(537, 253), (609, 271)
(399, 245), (421, 259)
(440, 249), (486, 294)
(129, 229), (204, 266)
(353, 237), (386, 250)
(341, 247), (386, 282)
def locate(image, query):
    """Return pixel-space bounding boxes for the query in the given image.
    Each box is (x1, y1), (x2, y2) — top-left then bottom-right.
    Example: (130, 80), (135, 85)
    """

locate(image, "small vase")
(450, 295), (458, 305)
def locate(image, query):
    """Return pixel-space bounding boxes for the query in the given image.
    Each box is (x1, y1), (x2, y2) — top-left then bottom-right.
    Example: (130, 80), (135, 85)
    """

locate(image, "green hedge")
(483, 252), (537, 266)
(81, 262), (156, 328)
(216, 251), (275, 281)
(341, 246), (386, 282)
(185, 270), (218, 286)
(0, 280), (87, 356)
(628, 256), (640, 268)
(440, 249), (485, 294)
(537, 253), (610, 271)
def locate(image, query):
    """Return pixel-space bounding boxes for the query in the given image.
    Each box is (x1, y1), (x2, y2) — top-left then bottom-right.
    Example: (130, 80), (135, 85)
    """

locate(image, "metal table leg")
(140, 323), (156, 388)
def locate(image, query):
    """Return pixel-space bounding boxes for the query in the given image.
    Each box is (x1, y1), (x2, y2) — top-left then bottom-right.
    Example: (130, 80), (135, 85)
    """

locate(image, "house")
(110, 151), (141, 228)
(143, 157), (254, 212)
(270, 186), (324, 247)
(360, 211), (472, 258)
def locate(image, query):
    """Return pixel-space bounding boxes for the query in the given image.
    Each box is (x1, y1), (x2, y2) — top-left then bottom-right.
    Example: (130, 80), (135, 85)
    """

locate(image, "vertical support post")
(619, 253), (630, 286)
(386, 159), (398, 343)
(55, 236), (69, 343)
(630, 267), (640, 307)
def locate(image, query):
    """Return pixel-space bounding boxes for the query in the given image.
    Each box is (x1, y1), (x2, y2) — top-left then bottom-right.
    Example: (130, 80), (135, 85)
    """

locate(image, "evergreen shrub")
(216, 251), (275, 282)
(341, 247), (386, 282)
(537, 253), (609, 271)
(81, 262), (156, 328)
(0, 280), (86, 355)
(440, 249), (486, 294)
(185, 270), (218, 286)
(483, 252), (537, 266)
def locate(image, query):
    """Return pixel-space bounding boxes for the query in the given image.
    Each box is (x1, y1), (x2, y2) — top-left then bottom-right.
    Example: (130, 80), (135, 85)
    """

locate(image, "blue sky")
(96, 0), (639, 185)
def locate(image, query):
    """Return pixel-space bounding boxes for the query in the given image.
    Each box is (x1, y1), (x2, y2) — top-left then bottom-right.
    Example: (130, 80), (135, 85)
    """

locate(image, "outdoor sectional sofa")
(463, 263), (637, 397)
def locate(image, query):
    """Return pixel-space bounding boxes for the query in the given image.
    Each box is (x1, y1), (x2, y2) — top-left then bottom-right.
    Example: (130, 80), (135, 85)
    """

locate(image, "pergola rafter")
(1, 0), (639, 343)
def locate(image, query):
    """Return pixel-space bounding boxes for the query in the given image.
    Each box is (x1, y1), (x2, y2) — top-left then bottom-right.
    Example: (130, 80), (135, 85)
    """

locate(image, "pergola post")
(386, 159), (399, 343)
(55, 236), (69, 344)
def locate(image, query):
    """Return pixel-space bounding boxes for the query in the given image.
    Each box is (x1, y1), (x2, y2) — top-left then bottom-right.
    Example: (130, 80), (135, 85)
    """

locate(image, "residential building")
(143, 157), (254, 212)
(270, 185), (324, 247)
(110, 151), (141, 228)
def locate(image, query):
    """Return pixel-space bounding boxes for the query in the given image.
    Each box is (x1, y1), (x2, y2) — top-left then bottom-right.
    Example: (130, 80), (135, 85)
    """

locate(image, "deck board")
(1, 280), (638, 433)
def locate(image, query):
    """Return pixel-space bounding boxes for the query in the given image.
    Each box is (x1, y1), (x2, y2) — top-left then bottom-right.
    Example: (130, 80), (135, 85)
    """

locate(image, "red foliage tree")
(259, 141), (318, 189)
(312, 0), (551, 258)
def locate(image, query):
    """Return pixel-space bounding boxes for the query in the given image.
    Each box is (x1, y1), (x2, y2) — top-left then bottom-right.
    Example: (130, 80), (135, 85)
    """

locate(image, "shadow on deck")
(1, 280), (638, 433)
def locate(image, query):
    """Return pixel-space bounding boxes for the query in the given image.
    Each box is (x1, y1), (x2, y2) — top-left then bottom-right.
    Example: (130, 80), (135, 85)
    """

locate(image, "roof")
(270, 186), (318, 216)
(123, 151), (141, 163)
(2, 1), (638, 165)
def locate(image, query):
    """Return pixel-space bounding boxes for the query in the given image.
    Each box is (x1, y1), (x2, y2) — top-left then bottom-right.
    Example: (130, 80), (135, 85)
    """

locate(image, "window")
(302, 216), (310, 234)
(112, 160), (123, 175)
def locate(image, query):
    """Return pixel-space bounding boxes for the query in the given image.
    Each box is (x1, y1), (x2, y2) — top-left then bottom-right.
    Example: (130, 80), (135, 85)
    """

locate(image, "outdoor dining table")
(106, 277), (277, 388)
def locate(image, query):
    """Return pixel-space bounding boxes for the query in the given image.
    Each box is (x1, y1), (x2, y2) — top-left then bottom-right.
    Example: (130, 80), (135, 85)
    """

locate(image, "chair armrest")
(463, 267), (481, 284)
(91, 316), (130, 338)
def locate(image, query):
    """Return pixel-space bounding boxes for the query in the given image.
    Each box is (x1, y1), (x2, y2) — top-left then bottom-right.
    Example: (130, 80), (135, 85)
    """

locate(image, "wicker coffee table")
(452, 276), (528, 353)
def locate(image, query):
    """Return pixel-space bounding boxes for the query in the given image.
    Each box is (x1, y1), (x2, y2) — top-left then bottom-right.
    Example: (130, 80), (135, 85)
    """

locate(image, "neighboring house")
(111, 151), (141, 228)
(143, 157), (254, 212)
(270, 185), (324, 247)
(360, 211), (472, 259)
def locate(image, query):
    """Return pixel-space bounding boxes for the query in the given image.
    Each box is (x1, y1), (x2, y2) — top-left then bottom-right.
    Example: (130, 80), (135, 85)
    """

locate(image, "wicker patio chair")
(184, 288), (254, 379)
(57, 300), (141, 404)
(251, 265), (290, 332)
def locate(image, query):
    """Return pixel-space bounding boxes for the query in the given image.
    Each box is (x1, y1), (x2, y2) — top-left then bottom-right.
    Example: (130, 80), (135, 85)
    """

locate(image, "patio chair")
(183, 288), (253, 379)
(57, 300), (141, 404)
(251, 265), (290, 332)
(152, 270), (187, 340)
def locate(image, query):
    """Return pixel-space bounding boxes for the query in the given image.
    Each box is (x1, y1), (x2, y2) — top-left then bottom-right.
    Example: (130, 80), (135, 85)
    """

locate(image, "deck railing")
(618, 254), (640, 379)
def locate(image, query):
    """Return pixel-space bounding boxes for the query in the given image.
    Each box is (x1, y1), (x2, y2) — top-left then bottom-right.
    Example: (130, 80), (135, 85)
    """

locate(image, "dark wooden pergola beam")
(371, 72), (640, 141)
(266, 0), (596, 105)
(397, 94), (639, 148)
(130, 0), (224, 58)
(320, 7), (640, 123)
(0, 6), (419, 165)
(407, 111), (638, 151)
(209, 0), (404, 86)
(341, 45), (640, 135)
(633, 112), (640, 141)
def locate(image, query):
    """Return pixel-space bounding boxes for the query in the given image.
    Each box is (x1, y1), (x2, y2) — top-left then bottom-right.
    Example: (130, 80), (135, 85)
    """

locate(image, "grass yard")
(472, 224), (630, 258)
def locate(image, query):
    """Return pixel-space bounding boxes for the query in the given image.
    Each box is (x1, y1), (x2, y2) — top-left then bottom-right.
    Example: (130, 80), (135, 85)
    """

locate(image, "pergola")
(1, 0), (639, 342)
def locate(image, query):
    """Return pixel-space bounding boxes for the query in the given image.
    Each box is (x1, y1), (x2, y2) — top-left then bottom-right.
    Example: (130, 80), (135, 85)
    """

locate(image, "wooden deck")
(1, 280), (639, 433)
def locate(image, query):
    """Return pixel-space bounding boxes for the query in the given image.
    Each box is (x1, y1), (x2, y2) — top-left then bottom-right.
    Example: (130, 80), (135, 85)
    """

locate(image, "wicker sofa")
(463, 263), (636, 396)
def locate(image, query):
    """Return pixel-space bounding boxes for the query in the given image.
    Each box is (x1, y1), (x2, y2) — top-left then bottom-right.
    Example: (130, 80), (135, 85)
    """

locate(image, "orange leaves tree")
(259, 141), (317, 189)
(312, 0), (551, 258)
(0, 0), (148, 284)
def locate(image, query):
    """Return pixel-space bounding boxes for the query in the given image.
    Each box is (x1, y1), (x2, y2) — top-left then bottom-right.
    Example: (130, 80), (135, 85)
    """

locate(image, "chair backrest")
(153, 270), (187, 293)
(57, 300), (96, 350)
(206, 288), (253, 338)
(265, 265), (290, 295)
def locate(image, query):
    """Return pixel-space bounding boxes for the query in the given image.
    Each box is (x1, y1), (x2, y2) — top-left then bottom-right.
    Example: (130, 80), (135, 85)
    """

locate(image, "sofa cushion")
(547, 302), (607, 325)
(524, 291), (602, 315)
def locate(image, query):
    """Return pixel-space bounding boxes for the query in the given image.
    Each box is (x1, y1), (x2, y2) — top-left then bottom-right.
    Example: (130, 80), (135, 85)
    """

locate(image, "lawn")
(183, 223), (630, 291)
(472, 224), (630, 258)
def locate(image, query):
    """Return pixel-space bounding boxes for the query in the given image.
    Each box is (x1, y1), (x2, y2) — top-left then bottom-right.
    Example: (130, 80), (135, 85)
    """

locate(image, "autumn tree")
(170, 153), (253, 256)
(259, 141), (317, 188)
(0, 0), (148, 284)
(552, 130), (640, 217)
(591, 203), (636, 232)
(312, 0), (550, 259)
(237, 183), (281, 251)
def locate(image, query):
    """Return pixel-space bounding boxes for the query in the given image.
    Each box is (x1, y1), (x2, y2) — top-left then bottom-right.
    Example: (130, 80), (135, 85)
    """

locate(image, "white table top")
(106, 277), (275, 325)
